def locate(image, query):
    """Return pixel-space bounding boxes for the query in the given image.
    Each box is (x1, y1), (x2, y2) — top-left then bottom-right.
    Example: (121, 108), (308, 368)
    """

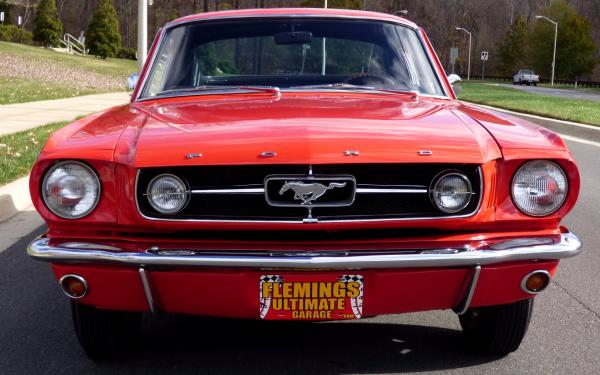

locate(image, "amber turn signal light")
(521, 270), (551, 294)
(59, 275), (88, 299)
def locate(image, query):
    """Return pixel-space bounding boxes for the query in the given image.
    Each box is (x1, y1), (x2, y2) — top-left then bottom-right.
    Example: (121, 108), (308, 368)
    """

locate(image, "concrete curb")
(0, 176), (32, 223)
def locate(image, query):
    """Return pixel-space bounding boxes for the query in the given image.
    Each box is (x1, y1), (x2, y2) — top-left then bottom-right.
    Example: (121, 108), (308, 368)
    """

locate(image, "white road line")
(468, 103), (600, 131)
(558, 133), (600, 148)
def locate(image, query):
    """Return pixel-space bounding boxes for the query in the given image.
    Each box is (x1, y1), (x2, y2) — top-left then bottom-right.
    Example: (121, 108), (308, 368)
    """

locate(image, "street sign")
(481, 51), (489, 80)
(1, 12), (4, 23)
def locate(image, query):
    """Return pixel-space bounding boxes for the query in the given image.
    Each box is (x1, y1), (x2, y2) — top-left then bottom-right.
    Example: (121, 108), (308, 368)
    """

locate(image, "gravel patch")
(0, 53), (123, 91)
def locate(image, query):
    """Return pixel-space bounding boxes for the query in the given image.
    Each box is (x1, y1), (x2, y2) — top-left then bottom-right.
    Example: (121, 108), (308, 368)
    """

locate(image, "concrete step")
(50, 47), (72, 54)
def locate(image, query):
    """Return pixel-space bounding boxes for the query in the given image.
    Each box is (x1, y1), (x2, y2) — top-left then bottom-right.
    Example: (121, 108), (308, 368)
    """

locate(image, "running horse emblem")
(279, 181), (347, 204)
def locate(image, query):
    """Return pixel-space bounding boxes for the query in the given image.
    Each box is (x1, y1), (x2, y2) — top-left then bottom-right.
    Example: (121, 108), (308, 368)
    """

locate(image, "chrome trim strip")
(190, 187), (428, 194)
(167, 13), (418, 30)
(356, 188), (427, 194)
(28, 232), (582, 270)
(139, 267), (157, 313)
(59, 274), (88, 299)
(135, 88), (453, 103)
(454, 265), (481, 315)
(134, 167), (483, 223)
(416, 27), (453, 98)
(134, 26), (167, 101)
(191, 188), (265, 194)
(59, 242), (122, 252)
(520, 270), (551, 295)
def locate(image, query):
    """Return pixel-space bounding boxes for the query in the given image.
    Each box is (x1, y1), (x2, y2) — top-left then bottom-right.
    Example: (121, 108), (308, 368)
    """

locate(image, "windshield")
(140, 18), (446, 99)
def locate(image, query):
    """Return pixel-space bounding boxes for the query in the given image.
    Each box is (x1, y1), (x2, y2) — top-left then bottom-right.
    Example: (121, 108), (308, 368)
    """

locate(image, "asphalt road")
(496, 83), (600, 101)
(1, 115), (599, 374)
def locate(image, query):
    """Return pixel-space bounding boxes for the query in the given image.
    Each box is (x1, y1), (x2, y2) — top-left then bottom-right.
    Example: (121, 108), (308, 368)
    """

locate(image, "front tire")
(459, 298), (534, 356)
(71, 301), (142, 360)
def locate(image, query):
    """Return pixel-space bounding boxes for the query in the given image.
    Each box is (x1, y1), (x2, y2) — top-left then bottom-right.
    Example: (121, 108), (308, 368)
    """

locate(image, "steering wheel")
(343, 73), (397, 87)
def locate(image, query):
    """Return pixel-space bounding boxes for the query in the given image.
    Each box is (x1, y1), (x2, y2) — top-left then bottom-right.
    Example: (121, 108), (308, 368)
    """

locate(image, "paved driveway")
(1, 112), (599, 374)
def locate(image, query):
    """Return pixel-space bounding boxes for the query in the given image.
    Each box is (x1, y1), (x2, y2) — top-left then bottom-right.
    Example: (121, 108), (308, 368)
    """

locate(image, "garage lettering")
(262, 281), (360, 318)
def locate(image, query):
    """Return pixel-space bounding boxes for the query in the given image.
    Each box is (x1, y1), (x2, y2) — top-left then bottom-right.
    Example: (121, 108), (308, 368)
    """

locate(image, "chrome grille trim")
(189, 186), (429, 195)
(191, 188), (264, 194)
(134, 166), (483, 223)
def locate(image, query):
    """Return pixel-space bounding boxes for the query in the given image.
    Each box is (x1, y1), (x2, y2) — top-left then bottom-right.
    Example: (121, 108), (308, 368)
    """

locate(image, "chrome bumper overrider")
(27, 232), (582, 270)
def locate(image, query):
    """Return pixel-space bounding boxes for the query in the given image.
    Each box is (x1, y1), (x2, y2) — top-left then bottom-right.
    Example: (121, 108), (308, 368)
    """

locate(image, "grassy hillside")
(0, 42), (136, 104)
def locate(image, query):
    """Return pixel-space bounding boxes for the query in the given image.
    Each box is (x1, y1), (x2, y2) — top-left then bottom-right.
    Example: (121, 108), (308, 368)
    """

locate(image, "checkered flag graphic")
(340, 274), (364, 319)
(261, 275), (283, 283)
(339, 275), (364, 283)
(259, 275), (283, 319)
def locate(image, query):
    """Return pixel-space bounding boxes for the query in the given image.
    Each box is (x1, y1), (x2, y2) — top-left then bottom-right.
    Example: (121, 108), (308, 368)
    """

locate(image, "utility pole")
(535, 15), (558, 86)
(137, 0), (148, 72)
(321, 0), (327, 75)
(456, 27), (472, 81)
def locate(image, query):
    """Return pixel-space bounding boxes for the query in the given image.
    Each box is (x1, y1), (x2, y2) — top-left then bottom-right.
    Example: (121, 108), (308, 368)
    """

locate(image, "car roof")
(168, 8), (417, 29)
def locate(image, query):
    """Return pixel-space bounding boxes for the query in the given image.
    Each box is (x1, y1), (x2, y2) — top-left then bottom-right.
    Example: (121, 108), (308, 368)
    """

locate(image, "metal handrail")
(56, 39), (69, 50)
(62, 33), (87, 55)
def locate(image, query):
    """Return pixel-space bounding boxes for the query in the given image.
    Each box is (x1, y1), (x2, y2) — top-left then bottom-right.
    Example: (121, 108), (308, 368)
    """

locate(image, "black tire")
(459, 298), (534, 356)
(534, 82), (537, 86)
(71, 301), (142, 360)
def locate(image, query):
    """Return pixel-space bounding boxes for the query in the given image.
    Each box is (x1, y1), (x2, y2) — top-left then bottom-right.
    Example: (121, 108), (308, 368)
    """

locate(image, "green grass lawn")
(0, 77), (97, 104)
(0, 121), (68, 185)
(0, 42), (136, 104)
(458, 82), (600, 126)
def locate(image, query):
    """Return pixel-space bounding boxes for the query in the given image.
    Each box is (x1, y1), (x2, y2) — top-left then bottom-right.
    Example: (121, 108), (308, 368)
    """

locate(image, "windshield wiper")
(289, 83), (373, 90)
(156, 85), (280, 97)
(289, 83), (419, 98)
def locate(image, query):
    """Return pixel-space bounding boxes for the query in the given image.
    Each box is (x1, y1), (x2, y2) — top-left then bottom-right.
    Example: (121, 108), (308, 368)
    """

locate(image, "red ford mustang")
(28, 8), (581, 359)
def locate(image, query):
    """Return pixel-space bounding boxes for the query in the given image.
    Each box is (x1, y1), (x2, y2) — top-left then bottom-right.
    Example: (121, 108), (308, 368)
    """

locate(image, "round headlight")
(147, 174), (189, 214)
(42, 161), (101, 219)
(512, 160), (567, 216)
(431, 173), (473, 213)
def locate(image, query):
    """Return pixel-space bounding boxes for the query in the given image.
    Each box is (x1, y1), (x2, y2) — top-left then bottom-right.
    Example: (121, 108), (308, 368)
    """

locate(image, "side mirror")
(126, 73), (139, 92)
(447, 74), (462, 96)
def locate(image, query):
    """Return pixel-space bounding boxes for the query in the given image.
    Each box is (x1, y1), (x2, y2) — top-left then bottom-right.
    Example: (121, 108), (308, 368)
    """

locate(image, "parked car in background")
(27, 8), (581, 360)
(514, 69), (540, 85)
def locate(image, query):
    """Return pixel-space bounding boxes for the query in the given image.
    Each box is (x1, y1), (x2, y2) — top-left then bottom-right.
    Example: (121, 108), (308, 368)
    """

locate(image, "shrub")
(33, 0), (63, 47)
(117, 47), (137, 60)
(87, 0), (122, 58)
(0, 24), (33, 44)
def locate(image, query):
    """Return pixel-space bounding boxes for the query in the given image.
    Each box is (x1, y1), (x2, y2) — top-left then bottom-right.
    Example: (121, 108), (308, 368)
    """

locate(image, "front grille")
(136, 164), (482, 222)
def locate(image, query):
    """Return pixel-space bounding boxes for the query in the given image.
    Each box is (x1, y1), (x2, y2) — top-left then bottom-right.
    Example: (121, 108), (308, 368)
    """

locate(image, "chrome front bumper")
(27, 231), (582, 270)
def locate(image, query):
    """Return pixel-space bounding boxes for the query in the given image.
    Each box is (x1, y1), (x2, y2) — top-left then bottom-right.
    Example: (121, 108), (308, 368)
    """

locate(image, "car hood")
(126, 93), (501, 167)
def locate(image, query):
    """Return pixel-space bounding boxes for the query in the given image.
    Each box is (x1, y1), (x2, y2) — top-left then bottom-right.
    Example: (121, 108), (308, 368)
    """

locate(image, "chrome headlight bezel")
(41, 160), (101, 220)
(511, 160), (568, 217)
(146, 173), (190, 214)
(430, 172), (473, 213)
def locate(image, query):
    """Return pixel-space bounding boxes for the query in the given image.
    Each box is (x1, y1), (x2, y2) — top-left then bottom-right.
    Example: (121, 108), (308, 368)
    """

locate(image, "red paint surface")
(32, 10), (580, 318)
(52, 260), (558, 318)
